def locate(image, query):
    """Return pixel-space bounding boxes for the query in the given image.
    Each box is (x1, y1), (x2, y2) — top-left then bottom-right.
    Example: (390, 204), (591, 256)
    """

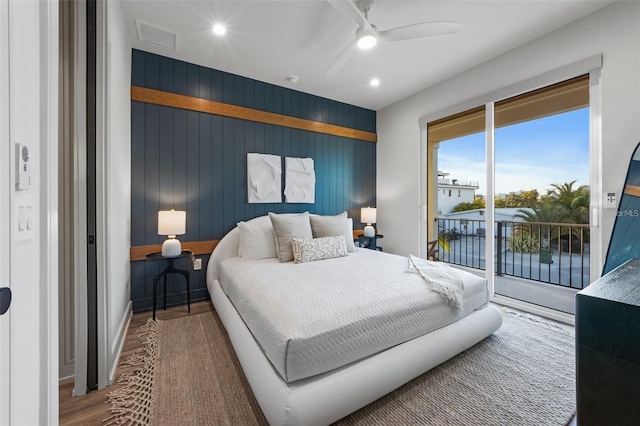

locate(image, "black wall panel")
(130, 50), (376, 312)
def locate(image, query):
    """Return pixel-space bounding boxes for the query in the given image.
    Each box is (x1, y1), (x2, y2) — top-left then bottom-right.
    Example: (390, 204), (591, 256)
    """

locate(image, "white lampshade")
(158, 210), (186, 236)
(361, 207), (376, 238)
(158, 210), (186, 258)
(361, 207), (377, 225)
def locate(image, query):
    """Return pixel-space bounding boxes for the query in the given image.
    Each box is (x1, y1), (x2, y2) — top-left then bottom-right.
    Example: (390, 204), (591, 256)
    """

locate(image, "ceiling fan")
(325, 0), (461, 76)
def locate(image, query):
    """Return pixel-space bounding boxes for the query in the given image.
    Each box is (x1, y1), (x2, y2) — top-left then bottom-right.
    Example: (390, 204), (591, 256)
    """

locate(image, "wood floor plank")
(59, 301), (215, 425)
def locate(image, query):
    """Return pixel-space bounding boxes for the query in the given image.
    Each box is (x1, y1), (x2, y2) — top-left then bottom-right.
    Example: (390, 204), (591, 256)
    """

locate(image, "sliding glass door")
(426, 74), (592, 315)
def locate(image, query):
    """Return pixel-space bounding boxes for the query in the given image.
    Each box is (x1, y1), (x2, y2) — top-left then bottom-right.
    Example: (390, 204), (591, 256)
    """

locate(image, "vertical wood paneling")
(172, 109), (187, 210)
(222, 73), (234, 105)
(131, 50), (145, 87)
(131, 50), (376, 312)
(264, 84), (274, 113)
(159, 56), (173, 92)
(186, 63), (199, 98)
(254, 81), (265, 111)
(145, 53), (159, 90)
(199, 113), (213, 239)
(244, 121), (255, 219)
(131, 101), (146, 246)
(211, 69), (223, 102)
(199, 66), (212, 100)
(174, 60), (187, 95)
(234, 75), (244, 107)
(144, 104), (160, 243)
(211, 115), (224, 237)
(244, 78), (255, 109)
(185, 111), (200, 240)
(234, 119), (245, 213)
(222, 117), (235, 231)
(158, 106), (174, 209)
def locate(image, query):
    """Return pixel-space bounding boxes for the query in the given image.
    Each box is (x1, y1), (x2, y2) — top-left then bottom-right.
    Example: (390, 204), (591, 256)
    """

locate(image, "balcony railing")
(435, 218), (590, 289)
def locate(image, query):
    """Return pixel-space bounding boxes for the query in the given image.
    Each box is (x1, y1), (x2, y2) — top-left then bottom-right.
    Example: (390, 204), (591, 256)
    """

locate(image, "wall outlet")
(193, 257), (202, 270)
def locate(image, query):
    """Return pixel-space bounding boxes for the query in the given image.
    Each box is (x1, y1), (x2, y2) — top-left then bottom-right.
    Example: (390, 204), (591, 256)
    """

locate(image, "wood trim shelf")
(130, 240), (219, 261)
(624, 184), (640, 197)
(131, 86), (377, 143)
(131, 232), (367, 261)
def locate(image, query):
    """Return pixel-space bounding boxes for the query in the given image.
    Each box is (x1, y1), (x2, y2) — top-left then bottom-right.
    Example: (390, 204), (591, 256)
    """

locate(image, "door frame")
(419, 56), (603, 320)
(43, 0), (60, 420)
(0, 0), (11, 422)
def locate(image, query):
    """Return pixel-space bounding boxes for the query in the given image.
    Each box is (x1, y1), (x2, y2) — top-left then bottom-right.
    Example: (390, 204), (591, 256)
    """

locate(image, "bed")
(206, 213), (502, 425)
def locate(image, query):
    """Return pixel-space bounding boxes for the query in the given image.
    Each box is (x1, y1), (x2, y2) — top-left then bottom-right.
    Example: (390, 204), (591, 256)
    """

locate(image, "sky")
(437, 108), (590, 197)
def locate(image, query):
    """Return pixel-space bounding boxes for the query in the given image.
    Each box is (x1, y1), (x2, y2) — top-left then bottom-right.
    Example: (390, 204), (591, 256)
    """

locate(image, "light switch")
(18, 206), (26, 231)
(14, 194), (34, 242)
(26, 206), (33, 230)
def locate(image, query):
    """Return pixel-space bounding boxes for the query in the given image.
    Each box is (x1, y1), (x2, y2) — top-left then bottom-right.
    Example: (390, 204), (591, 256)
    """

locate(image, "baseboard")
(108, 301), (133, 384)
(59, 375), (74, 384)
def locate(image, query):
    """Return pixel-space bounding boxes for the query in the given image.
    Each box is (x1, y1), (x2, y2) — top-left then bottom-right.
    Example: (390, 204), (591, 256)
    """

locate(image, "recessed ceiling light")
(370, 78), (380, 87)
(212, 23), (226, 36)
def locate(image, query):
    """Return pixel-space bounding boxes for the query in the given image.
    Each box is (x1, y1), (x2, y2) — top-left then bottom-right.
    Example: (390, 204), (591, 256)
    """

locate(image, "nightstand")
(146, 250), (193, 320)
(359, 234), (383, 251)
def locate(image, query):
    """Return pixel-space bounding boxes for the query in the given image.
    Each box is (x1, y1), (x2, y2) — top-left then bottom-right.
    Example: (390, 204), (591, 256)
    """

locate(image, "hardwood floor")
(59, 301), (214, 425)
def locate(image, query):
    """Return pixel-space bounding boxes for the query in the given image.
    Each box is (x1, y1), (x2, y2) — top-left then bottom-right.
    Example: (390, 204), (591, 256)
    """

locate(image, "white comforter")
(219, 249), (489, 383)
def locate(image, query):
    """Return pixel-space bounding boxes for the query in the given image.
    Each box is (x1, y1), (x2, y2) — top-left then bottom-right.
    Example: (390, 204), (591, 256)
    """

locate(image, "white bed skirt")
(209, 278), (502, 425)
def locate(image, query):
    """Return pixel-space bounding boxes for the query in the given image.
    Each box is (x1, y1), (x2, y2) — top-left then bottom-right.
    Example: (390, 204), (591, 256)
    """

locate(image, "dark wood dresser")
(575, 258), (640, 425)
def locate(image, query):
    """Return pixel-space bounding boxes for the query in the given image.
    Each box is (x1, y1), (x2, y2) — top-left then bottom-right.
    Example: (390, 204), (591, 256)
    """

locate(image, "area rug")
(105, 308), (575, 426)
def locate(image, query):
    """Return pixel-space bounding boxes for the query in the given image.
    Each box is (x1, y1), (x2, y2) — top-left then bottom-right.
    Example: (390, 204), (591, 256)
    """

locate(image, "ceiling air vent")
(135, 19), (179, 51)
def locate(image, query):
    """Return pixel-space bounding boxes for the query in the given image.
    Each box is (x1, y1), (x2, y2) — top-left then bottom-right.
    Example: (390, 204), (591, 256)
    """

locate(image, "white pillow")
(310, 212), (357, 253)
(269, 212), (313, 262)
(291, 235), (348, 263)
(238, 217), (277, 260)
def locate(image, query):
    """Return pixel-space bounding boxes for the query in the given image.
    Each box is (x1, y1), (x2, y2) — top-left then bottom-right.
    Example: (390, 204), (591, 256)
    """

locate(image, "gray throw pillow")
(268, 212), (313, 262)
(310, 212), (357, 253)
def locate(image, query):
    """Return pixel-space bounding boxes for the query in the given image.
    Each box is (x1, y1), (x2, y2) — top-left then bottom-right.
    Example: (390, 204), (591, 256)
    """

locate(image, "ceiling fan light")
(357, 33), (377, 49)
(212, 23), (226, 36)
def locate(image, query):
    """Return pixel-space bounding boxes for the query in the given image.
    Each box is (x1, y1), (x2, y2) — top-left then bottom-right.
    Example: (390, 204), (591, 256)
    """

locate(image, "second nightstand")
(360, 234), (383, 251)
(146, 250), (193, 320)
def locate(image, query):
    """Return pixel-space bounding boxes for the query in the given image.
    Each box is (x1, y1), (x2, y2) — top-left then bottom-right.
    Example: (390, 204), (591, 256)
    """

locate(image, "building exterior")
(437, 172), (479, 215)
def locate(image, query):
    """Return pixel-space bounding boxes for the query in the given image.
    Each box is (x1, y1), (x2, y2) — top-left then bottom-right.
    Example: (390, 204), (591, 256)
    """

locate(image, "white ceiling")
(120, 0), (613, 111)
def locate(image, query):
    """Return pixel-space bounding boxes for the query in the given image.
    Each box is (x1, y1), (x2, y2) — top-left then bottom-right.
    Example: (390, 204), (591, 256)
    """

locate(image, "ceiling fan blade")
(379, 21), (461, 42)
(325, 38), (357, 77)
(326, 0), (372, 32)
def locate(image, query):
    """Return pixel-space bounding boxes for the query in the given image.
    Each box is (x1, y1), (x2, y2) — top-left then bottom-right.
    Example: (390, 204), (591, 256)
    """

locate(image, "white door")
(0, 0), (11, 423)
(1, 0), (58, 423)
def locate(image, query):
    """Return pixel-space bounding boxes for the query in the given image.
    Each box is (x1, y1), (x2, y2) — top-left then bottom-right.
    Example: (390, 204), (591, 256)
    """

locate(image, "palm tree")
(546, 181), (590, 224)
(515, 204), (565, 244)
(516, 181), (590, 253)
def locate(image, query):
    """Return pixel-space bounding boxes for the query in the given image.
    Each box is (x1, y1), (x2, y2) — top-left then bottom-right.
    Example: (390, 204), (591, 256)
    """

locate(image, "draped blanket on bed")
(408, 255), (464, 313)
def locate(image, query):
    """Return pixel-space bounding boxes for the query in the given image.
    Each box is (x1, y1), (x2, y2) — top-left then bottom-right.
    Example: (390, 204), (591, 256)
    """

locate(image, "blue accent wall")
(130, 50), (377, 312)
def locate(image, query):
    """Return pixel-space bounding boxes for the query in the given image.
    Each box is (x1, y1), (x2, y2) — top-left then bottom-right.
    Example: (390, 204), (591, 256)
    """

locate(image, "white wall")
(377, 1), (640, 270)
(105, 0), (132, 382)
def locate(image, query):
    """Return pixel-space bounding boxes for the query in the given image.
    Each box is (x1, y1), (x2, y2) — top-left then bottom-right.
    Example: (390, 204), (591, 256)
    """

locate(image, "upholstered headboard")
(205, 226), (240, 287)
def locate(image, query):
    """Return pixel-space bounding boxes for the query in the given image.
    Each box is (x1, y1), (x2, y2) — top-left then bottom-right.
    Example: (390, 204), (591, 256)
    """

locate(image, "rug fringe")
(104, 318), (159, 425)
